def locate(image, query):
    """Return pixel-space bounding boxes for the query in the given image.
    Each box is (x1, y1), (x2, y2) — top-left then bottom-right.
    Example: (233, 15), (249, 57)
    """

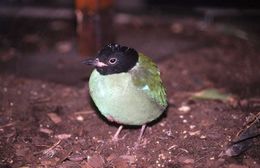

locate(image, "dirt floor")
(0, 14), (260, 168)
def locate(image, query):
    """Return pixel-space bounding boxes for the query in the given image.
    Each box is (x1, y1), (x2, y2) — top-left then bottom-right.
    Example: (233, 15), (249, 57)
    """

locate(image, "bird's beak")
(82, 58), (108, 67)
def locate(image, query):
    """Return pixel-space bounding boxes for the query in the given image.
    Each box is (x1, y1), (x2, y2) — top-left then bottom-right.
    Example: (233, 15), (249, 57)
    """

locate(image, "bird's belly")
(89, 70), (164, 125)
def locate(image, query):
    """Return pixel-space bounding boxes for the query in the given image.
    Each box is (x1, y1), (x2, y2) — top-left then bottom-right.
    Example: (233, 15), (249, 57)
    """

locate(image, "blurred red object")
(75, 0), (115, 57)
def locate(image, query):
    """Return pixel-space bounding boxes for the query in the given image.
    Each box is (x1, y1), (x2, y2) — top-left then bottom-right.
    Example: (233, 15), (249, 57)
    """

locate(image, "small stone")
(210, 157), (215, 160)
(179, 115), (184, 119)
(160, 122), (166, 127)
(76, 115), (84, 121)
(47, 113), (62, 124)
(200, 135), (207, 139)
(3, 88), (8, 92)
(178, 105), (191, 113)
(188, 130), (201, 136)
(165, 130), (173, 136)
(10, 102), (14, 106)
(55, 133), (71, 140)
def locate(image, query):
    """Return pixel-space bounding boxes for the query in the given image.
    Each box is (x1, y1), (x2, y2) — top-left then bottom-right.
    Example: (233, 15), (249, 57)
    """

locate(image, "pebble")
(76, 115), (84, 121)
(165, 130), (173, 136)
(189, 125), (196, 129)
(87, 155), (105, 168)
(10, 102), (14, 106)
(178, 105), (191, 113)
(55, 133), (71, 140)
(160, 122), (166, 127)
(200, 135), (207, 139)
(210, 157), (215, 160)
(188, 130), (201, 136)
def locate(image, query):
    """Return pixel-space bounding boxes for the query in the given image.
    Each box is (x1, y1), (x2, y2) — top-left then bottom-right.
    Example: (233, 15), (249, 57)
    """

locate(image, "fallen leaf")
(107, 154), (117, 162)
(192, 88), (232, 101)
(112, 158), (129, 168)
(88, 155), (105, 168)
(120, 155), (136, 164)
(68, 152), (87, 161)
(178, 156), (194, 164)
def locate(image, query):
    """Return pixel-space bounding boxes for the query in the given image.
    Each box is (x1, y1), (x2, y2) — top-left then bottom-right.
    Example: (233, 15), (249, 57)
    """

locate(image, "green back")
(130, 53), (167, 108)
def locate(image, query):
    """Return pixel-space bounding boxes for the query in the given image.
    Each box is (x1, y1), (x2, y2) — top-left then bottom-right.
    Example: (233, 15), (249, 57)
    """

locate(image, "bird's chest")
(89, 70), (133, 100)
(88, 70), (163, 125)
(88, 69), (146, 117)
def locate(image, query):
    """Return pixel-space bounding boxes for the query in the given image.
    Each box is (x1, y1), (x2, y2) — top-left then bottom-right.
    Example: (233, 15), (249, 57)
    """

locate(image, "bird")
(82, 43), (167, 143)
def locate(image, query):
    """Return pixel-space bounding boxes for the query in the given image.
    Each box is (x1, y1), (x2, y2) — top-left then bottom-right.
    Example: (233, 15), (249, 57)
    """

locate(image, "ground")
(0, 14), (260, 168)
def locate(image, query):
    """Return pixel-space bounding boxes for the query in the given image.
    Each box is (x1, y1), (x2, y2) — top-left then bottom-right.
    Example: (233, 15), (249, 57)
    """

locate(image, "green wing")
(130, 53), (167, 108)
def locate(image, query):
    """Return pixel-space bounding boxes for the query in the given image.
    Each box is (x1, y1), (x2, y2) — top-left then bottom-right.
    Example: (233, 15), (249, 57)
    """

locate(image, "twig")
(34, 139), (62, 157)
(0, 121), (17, 129)
(42, 139), (62, 155)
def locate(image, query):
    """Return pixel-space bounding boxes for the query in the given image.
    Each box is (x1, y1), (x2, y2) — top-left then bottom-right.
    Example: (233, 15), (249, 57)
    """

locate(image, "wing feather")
(130, 53), (167, 108)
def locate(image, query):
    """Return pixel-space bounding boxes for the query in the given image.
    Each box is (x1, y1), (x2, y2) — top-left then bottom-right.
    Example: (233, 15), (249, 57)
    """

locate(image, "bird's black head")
(83, 43), (139, 75)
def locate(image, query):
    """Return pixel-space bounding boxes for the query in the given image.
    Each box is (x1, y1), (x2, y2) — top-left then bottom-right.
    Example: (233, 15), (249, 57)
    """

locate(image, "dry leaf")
(88, 155), (105, 168)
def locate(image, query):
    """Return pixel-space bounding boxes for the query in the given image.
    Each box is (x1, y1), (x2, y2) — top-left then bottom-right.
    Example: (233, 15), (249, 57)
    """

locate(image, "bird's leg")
(137, 124), (146, 143)
(112, 125), (126, 141)
(134, 124), (147, 148)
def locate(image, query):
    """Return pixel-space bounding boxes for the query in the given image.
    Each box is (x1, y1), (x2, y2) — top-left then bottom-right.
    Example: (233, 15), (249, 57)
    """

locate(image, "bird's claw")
(111, 133), (128, 142)
(134, 138), (148, 149)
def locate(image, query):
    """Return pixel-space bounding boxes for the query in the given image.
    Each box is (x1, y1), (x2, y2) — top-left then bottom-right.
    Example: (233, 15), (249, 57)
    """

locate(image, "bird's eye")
(108, 58), (117, 64)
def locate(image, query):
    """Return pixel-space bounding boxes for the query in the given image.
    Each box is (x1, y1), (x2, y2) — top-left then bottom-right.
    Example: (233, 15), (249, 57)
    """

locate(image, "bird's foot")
(110, 125), (127, 142)
(111, 133), (128, 142)
(133, 138), (148, 149)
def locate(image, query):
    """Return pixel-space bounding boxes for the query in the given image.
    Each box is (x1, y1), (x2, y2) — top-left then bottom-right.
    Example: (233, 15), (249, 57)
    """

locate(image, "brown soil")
(0, 15), (260, 168)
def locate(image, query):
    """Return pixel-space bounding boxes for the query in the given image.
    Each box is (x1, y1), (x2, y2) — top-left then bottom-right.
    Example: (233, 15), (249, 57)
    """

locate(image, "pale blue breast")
(89, 69), (164, 125)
